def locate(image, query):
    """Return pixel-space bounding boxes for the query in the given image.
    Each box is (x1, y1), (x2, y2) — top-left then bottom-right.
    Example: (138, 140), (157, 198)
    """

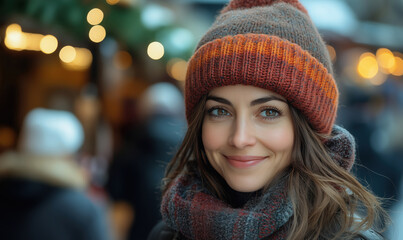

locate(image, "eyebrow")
(206, 95), (287, 107)
(250, 96), (287, 106)
(206, 96), (233, 106)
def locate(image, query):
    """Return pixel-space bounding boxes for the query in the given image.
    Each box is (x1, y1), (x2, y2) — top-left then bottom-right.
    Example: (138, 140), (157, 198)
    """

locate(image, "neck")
(226, 186), (262, 208)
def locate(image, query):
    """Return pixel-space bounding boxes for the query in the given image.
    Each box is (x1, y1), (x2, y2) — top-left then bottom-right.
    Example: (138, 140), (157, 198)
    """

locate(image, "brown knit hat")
(185, 0), (338, 135)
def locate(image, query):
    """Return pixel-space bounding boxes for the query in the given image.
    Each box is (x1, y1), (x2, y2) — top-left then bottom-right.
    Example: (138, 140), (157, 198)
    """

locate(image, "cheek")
(260, 125), (294, 153)
(202, 122), (225, 151)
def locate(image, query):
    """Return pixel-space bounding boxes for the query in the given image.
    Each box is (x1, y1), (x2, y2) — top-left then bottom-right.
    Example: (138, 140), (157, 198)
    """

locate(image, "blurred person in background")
(106, 82), (186, 240)
(0, 108), (110, 240)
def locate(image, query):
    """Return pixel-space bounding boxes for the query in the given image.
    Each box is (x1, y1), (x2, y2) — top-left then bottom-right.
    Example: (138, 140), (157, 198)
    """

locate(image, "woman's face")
(202, 85), (294, 192)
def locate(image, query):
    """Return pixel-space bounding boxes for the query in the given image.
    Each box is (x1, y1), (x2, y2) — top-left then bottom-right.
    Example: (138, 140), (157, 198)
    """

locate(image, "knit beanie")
(185, 0), (338, 135)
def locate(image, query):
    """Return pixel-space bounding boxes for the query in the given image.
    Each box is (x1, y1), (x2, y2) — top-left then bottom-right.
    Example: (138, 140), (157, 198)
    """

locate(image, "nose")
(228, 116), (256, 149)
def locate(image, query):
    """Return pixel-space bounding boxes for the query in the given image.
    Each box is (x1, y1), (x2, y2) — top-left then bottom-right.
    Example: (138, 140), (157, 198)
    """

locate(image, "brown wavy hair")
(163, 94), (389, 239)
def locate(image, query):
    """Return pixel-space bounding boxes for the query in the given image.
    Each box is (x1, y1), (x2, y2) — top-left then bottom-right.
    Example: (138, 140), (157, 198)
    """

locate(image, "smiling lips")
(225, 155), (267, 168)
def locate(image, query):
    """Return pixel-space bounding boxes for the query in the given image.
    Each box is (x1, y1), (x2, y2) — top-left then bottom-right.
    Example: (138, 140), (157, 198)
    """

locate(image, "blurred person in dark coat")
(106, 82), (186, 240)
(0, 108), (110, 240)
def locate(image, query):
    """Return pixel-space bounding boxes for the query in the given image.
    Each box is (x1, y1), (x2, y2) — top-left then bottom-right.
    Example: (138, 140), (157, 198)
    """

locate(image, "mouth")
(224, 155), (267, 169)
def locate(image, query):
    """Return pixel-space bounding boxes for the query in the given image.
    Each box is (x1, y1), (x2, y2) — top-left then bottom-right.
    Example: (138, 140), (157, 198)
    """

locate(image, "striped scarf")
(161, 173), (292, 240)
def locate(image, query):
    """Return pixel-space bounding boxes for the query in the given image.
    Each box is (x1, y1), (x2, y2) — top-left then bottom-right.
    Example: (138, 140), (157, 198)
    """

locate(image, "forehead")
(208, 84), (286, 101)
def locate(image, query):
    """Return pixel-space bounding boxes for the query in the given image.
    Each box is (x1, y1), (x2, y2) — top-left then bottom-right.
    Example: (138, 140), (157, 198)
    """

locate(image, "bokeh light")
(59, 46), (76, 63)
(87, 8), (104, 25)
(376, 48), (395, 73)
(106, 0), (120, 5)
(40, 35), (58, 54)
(4, 23), (26, 50)
(390, 56), (403, 76)
(72, 48), (93, 68)
(141, 4), (174, 29)
(59, 46), (93, 71)
(147, 41), (164, 60)
(5, 23), (21, 35)
(62, 47), (93, 70)
(89, 25), (106, 43)
(5, 24), (52, 52)
(167, 58), (187, 81)
(113, 51), (132, 70)
(326, 45), (336, 62)
(157, 28), (194, 56)
(357, 52), (378, 79)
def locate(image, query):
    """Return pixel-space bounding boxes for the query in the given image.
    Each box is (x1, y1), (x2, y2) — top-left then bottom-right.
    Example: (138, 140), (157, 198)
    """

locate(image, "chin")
(226, 178), (264, 193)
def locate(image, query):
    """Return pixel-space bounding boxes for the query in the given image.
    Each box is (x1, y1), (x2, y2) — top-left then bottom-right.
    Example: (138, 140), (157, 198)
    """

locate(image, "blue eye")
(260, 109), (280, 118)
(208, 108), (230, 117)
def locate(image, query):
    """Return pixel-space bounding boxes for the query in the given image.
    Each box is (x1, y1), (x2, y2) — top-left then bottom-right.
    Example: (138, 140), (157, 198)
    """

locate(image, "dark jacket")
(147, 221), (178, 240)
(0, 152), (109, 240)
(106, 115), (186, 240)
(147, 221), (385, 240)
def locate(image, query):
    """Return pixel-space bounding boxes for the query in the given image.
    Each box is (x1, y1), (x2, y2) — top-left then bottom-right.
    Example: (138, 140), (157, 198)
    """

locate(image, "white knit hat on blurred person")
(18, 108), (84, 156)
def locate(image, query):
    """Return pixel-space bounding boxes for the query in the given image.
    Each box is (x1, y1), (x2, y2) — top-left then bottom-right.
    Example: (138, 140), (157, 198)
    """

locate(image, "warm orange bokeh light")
(114, 51), (133, 70)
(376, 48), (395, 73)
(357, 52), (378, 79)
(167, 58), (187, 81)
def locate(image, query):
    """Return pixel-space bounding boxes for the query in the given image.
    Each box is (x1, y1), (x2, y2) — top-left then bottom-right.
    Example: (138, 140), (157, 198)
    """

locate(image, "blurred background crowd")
(0, 0), (402, 239)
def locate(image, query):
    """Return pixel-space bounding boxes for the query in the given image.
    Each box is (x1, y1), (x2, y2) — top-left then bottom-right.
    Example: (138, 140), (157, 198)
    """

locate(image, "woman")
(149, 0), (389, 239)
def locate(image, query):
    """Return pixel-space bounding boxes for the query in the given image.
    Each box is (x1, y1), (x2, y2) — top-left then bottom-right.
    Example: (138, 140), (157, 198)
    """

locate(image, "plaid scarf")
(161, 173), (292, 240)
